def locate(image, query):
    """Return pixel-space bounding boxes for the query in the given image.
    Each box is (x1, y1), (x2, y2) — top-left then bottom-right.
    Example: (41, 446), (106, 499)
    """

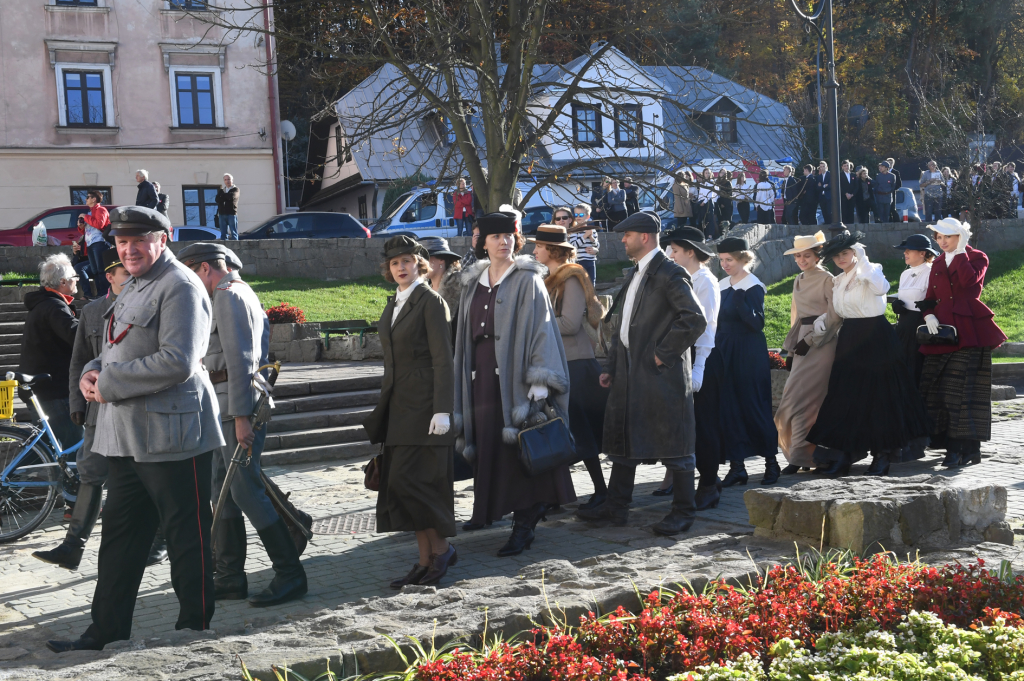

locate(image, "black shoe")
(578, 492), (607, 510)
(941, 451), (962, 468)
(46, 636), (103, 653)
(420, 544), (458, 585)
(761, 457), (782, 485)
(721, 465), (748, 488)
(496, 512), (536, 557)
(780, 464), (802, 476)
(863, 454), (890, 476)
(249, 518), (308, 607)
(390, 564), (428, 590)
(461, 521), (491, 531)
(33, 483), (103, 570)
(576, 464), (634, 525)
(651, 485), (673, 497)
(822, 460), (851, 478)
(213, 516), (248, 600)
(653, 471), (696, 536)
(961, 450), (982, 466)
(147, 529), (168, 567)
(694, 481), (722, 511)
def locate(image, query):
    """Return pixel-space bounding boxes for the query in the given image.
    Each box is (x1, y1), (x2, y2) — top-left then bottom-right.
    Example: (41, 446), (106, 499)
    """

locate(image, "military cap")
(382, 234), (428, 261)
(177, 242), (244, 270)
(101, 246), (124, 272)
(612, 210), (661, 234)
(106, 205), (172, 237)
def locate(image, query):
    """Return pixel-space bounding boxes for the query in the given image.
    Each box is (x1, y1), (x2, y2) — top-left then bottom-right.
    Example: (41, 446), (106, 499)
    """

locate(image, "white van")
(371, 183), (554, 238)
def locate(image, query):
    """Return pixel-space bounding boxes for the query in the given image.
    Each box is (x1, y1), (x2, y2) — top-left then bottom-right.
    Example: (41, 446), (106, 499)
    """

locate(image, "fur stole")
(545, 263), (604, 329)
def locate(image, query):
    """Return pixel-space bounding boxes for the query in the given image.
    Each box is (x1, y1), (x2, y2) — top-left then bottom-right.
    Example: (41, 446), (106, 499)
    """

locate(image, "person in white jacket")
(753, 170), (777, 224)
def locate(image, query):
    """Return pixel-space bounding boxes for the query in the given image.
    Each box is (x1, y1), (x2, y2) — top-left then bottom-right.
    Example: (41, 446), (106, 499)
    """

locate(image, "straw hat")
(783, 230), (827, 255)
(526, 224), (575, 249)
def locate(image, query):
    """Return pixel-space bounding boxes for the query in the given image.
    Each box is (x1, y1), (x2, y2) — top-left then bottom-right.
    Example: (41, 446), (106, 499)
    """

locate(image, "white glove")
(852, 243), (867, 260)
(953, 238), (968, 256)
(813, 313), (827, 335)
(428, 413), (450, 436)
(924, 314), (940, 335)
(692, 361), (705, 392)
(527, 384), (549, 402)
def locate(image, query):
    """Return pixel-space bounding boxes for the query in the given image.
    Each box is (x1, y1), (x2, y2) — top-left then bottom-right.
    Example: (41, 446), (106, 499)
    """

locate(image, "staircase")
(0, 302), (26, 377)
(261, 372), (382, 466)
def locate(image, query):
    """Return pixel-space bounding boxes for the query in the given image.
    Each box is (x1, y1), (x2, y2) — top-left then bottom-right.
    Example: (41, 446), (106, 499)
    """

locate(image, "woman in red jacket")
(918, 217), (1007, 468)
(452, 178), (474, 237)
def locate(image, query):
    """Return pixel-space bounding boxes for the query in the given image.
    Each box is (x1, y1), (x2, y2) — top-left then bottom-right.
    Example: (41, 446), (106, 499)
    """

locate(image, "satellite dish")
(280, 120), (296, 142)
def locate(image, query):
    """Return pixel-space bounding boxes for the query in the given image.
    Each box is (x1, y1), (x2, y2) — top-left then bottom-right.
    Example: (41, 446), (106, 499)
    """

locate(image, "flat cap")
(612, 210), (661, 234)
(382, 234), (428, 261)
(106, 205), (172, 237)
(177, 242), (244, 270)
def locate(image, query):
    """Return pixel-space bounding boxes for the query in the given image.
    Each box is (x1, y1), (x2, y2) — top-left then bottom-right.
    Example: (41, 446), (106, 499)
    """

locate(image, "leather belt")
(208, 369), (228, 384)
(800, 316), (818, 325)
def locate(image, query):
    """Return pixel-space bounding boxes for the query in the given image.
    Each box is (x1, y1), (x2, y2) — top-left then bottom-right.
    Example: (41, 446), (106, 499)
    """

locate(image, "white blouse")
(831, 259), (889, 319)
(754, 181), (775, 209)
(689, 265), (721, 364)
(696, 184), (716, 204)
(391, 278), (421, 325)
(897, 262), (931, 312)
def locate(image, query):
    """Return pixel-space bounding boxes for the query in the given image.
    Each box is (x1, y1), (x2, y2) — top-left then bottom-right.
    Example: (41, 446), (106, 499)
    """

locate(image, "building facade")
(0, 0), (283, 234)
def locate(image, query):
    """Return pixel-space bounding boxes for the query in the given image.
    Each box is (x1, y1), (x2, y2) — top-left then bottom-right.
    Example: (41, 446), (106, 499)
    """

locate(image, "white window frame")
(168, 65), (224, 128)
(50, 0), (106, 6)
(54, 62), (115, 128)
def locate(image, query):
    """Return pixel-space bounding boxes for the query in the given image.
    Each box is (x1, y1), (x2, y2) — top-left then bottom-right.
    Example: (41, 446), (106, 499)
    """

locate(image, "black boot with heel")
(249, 518), (308, 606)
(497, 503), (546, 557)
(576, 464), (635, 525)
(33, 483), (102, 570)
(213, 516), (248, 600)
(653, 471), (697, 536)
(721, 462), (748, 488)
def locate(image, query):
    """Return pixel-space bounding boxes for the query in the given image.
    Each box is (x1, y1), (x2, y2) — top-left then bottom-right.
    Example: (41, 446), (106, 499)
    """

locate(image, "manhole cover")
(311, 513), (377, 535)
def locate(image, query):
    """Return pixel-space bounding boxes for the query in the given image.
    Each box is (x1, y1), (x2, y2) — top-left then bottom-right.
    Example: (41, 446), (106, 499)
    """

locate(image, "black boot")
(33, 483), (102, 570)
(249, 518), (308, 607)
(147, 528), (168, 567)
(863, 452), (890, 476)
(496, 508), (538, 557)
(761, 456), (782, 485)
(821, 452), (852, 478)
(575, 464), (634, 525)
(213, 516), (248, 600)
(721, 463), (748, 487)
(46, 636), (103, 653)
(780, 464), (802, 475)
(653, 471), (696, 536)
(941, 439), (963, 468)
(694, 480), (722, 511)
(960, 440), (982, 466)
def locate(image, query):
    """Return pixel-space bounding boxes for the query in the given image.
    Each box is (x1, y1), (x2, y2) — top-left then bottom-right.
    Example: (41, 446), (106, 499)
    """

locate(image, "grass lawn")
(596, 260), (632, 283)
(246, 275), (396, 323)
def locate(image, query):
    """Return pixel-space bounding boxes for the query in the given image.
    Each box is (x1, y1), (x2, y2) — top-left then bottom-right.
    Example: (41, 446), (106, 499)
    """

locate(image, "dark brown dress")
(469, 282), (575, 524)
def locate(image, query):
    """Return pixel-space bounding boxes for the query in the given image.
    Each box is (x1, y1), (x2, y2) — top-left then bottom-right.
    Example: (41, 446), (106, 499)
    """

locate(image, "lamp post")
(789, 0), (845, 235)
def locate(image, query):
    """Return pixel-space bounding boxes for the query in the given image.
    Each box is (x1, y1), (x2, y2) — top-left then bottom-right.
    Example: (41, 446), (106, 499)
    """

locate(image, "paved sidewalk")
(0, 386), (1021, 662)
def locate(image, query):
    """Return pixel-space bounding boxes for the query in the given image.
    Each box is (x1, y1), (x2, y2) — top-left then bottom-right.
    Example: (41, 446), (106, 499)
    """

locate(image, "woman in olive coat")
(363, 235), (457, 589)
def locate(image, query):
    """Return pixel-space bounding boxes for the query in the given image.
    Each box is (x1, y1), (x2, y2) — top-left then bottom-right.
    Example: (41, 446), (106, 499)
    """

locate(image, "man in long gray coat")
(577, 211), (706, 535)
(179, 242), (307, 608)
(47, 206), (224, 653)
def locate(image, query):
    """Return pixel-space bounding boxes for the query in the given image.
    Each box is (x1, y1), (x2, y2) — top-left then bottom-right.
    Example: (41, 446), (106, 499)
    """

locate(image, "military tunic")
(67, 292), (116, 485)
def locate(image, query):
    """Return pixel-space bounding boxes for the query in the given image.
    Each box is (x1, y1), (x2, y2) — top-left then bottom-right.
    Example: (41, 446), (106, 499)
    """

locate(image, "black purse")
(916, 324), (959, 346)
(517, 399), (576, 478)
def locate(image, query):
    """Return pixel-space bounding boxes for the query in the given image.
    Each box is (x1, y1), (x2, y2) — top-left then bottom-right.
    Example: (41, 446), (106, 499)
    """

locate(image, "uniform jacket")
(85, 248), (225, 462)
(19, 288), (78, 401)
(603, 251), (707, 460)
(204, 271), (269, 422)
(69, 292), (116, 424)
(873, 172), (896, 194)
(840, 171), (854, 200)
(452, 256), (570, 459)
(816, 171), (832, 202)
(920, 246), (1007, 355)
(800, 175), (819, 205)
(783, 175), (802, 203)
(135, 181), (158, 209)
(216, 186), (240, 216)
(363, 283), (455, 446)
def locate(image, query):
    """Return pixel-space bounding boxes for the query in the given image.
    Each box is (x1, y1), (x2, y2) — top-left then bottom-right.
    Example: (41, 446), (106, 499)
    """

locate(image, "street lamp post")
(789, 0), (845, 235)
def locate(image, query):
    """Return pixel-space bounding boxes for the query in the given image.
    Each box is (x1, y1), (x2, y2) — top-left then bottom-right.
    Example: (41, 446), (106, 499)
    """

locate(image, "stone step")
(263, 424), (368, 452)
(0, 344), (20, 355)
(271, 389), (380, 415)
(0, 334), (21, 345)
(273, 374), (383, 398)
(267, 405), (373, 434)
(0, 354), (18, 365)
(0, 311), (27, 322)
(993, 363), (1024, 383)
(0, 366), (19, 378)
(0, 303), (23, 311)
(0, 322), (25, 334)
(261, 439), (378, 466)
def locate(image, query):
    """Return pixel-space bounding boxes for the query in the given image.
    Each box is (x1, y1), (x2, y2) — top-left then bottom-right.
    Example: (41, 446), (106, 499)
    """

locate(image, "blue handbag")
(517, 399), (576, 478)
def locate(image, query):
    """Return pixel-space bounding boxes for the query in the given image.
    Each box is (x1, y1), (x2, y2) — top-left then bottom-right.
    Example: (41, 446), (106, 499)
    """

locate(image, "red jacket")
(77, 204), (110, 255)
(452, 190), (474, 219)
(920, 246), (1006, 355)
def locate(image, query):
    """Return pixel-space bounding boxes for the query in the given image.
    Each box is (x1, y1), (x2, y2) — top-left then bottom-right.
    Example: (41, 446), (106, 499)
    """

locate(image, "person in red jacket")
(77, 190), (111, 298)
(452, 178), (474, 237)
(918, 217), (1007, 468)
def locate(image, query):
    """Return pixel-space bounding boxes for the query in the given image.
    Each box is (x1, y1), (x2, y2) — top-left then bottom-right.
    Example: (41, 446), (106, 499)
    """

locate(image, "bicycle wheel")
(0, 425), (60, 543)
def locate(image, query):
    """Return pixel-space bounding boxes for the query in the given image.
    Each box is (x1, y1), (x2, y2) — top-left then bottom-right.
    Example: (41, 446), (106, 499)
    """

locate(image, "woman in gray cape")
(453, 208), (576, 557)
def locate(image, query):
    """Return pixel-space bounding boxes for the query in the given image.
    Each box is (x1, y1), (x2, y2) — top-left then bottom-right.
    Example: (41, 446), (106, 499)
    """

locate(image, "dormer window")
(697, 97), (740, 144)
(614, 104), (643, 148)
(572, 103), (602, 147)
(425, 112), (456, 147)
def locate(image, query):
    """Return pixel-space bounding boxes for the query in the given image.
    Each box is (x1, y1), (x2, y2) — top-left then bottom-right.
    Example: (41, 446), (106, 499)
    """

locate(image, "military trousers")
(76, 425), (109, 486)
(84, 452), (215, 647)
(211, 420), (279, 531)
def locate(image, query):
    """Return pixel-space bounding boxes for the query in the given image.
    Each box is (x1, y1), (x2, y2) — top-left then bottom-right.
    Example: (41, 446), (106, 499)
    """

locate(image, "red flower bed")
(767, 351), (786, 370)
(266, 302), (306, 324)
(414, 556), (1024, 681)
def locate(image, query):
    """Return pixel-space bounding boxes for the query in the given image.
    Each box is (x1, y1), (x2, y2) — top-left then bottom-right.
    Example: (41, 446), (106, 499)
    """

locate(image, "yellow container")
(0, 379), (17, 420)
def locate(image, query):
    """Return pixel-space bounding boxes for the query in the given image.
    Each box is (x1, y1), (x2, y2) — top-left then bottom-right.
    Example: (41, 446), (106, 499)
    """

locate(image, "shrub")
(266, 302), (306, 324)
(768, 351), (786, 370)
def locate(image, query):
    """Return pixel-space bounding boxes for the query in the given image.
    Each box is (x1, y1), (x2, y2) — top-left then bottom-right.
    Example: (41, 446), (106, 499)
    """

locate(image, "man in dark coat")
(816, 161), (833, 223)
(799, 165), (819, 225)
(623, 178), (640, 215)
(576, 211), (707, 535)
(839, 160), (855, 224)
(782, 166), (801, 225)
(134, 170), (158, 209)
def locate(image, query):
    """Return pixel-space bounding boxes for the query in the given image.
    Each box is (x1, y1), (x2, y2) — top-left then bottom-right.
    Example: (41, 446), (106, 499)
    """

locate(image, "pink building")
(0, 0), (284, 234)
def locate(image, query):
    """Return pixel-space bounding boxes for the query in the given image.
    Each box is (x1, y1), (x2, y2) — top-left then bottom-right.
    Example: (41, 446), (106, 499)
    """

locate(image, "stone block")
(984, 521), (1015, 546)
(828, 499), (900, 554)
(993, 385), (1018, 401)
(744, 488), (784, 530)
(775, 495), (831, 542)
(770, 369), (789, 409)
(321, 334), (384, 361)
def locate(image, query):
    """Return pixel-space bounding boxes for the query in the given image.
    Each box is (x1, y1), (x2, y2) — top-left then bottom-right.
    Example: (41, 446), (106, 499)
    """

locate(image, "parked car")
(172, 225), (221, 242)
(240, 212), (371, 240)
(1, 205), (118, 247)
(894, 187), (921, 222)
(371, 183), (554, 238)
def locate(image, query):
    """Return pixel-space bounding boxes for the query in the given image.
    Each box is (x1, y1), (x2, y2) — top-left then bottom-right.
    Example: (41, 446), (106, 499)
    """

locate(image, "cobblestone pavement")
(1, 390), (1021, 662)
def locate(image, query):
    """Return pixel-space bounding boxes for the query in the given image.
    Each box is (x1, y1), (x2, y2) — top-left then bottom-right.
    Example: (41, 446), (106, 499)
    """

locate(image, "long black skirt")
(807, 316), (928, 456)
(895, 310), (925, 386)
(567, 358), (608, 462)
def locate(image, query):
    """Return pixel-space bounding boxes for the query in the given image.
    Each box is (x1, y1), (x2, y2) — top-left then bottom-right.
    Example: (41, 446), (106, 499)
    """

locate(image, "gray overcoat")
(452, 256), (570, 460)
(84, 248), (225, 463)
(603, 250), (707, 461)
(68, 292), (116, 484)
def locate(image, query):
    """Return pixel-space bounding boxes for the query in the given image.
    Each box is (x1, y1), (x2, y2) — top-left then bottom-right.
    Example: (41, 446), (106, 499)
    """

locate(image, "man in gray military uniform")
(178, 242), (307, 607)
(47, 206), (225, 653)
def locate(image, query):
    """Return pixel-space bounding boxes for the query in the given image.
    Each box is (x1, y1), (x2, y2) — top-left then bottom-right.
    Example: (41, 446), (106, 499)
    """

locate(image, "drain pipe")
(262, 0), (284, 214)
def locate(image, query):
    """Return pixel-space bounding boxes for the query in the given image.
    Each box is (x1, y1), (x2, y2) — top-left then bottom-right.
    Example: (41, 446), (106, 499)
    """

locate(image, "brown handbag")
(363, 451), (382, 491)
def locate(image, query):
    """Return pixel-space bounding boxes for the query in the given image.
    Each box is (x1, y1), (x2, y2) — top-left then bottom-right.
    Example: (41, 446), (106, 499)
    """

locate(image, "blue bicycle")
(0, 373), (83, 543)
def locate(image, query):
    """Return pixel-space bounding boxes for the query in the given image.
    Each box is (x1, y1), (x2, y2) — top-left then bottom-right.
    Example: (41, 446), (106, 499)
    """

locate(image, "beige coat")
(672, 181), (693, 217)
(545, 263), (603, 362)
(775, 265), (842, 467)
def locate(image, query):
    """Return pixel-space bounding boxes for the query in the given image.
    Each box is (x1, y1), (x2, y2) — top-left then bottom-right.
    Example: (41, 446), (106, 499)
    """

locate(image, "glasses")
(574, 213), (587, 217)
(68, 276), (80, 281)
(554, 215), (572, 221)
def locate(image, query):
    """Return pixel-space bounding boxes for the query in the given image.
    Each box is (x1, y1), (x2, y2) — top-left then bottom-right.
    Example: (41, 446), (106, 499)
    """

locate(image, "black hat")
(382, 235), (428, 261)
(894, 233), (939, 257)
(716, 236), (749, 253)
(612, 210), (661, 234)
(101, 247), (123, 272)
(418, 236), (461, 261)
(476, 210), (520, 237)
(177, 242), (244, 270)
(660, 226), (712, 255)
(819, 230), (866, 261)
(106, 205), (172, 237)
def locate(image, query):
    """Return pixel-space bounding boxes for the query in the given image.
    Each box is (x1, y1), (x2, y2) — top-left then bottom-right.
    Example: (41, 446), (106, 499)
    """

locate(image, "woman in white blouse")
(753, 170), (777, 224)
(891, 234), (939, 385)
(805, 231), (928, 478)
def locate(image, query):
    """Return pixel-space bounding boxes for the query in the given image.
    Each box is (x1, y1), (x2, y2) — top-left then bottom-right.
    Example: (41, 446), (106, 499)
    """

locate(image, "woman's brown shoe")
(420, 544), (458, 585)
(390, 563), (428, 590)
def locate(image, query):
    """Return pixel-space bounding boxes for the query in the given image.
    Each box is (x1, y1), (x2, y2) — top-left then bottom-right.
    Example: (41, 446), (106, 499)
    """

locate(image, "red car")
(0, 205), (119, 247)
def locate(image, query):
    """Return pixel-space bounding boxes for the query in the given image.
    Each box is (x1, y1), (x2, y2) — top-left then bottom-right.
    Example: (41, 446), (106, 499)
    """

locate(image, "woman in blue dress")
(697, 236), (780, 487)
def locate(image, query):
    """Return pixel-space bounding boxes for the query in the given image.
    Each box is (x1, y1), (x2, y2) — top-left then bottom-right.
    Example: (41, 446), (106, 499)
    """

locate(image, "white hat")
(783, 230), (827, 255)
(929, 217), (972, 241)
